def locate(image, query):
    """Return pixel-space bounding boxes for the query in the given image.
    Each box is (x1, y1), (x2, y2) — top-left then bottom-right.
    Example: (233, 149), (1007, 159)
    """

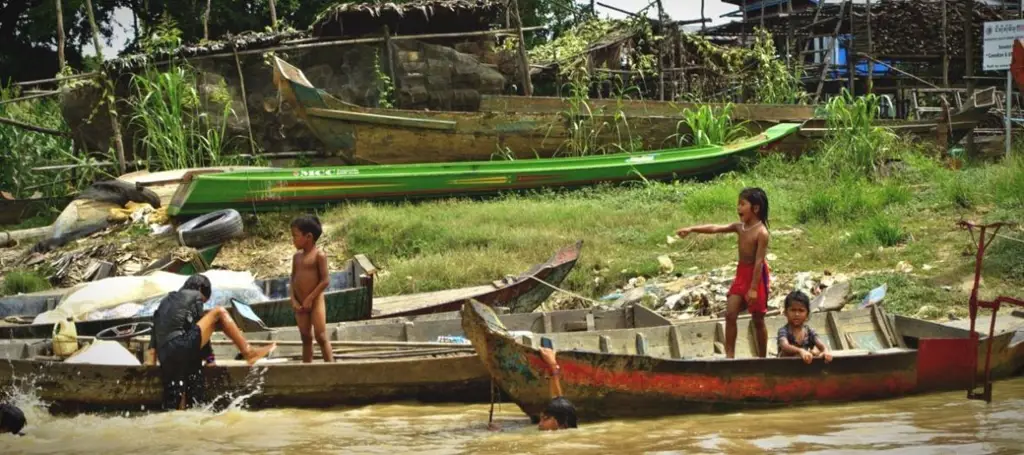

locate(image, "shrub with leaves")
(676, 104), (748, 146)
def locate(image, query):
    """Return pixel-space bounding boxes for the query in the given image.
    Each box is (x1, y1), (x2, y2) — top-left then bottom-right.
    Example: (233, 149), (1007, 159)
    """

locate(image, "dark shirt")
(149, 290), (213, 361)
(777, 324), (819, 353)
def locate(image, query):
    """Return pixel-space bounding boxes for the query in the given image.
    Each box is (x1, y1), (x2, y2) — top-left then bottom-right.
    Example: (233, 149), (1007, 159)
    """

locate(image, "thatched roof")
(529, 19), (649, 75)
(312, 0), (503, 37)
(106, 29), (310, 73)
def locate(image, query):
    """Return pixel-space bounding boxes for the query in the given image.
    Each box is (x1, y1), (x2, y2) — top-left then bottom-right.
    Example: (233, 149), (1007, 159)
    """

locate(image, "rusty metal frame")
(958, 220), (1024, 402)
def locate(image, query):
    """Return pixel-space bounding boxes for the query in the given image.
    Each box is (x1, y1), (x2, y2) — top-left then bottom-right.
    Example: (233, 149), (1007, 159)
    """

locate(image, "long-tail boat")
(165, 121), (800, 216)
(461, 300), (1024, 421)
(0, 304), (672, 412)
(272, 57), (805, 165)
(0, 242), (580, 338)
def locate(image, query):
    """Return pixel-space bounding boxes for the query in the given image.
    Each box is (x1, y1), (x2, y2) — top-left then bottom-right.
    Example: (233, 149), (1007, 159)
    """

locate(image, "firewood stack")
(852, 0), (1014, 56)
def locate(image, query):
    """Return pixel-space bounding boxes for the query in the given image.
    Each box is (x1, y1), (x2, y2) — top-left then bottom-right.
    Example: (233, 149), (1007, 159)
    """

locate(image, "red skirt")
(728, 261), (770, 314)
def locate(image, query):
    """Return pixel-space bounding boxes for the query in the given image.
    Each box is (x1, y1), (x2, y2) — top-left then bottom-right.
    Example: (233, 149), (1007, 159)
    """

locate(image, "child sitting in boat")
(777, 291), (833, 364)
(676, 187), (771, 358)
(289, 215), (334, 363)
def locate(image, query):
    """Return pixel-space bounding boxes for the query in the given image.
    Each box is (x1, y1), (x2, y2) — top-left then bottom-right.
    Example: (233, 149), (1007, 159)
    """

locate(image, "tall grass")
(129, 65), (240, 171)
(817, 89), (899, 180)
(675, 104), (747, 147)
(551, 69), (643, 157)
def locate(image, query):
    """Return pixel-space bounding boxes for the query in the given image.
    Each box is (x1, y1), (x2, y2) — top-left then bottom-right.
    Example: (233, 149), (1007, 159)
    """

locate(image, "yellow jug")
(53, 317), (79, 358)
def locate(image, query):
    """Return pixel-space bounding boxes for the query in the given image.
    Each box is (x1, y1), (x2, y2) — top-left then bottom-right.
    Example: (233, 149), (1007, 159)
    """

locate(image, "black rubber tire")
(176, 209), (243, 248)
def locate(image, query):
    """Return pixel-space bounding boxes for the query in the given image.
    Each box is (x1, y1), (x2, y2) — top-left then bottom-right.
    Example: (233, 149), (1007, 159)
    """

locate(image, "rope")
(528, 276), (603, 306)
(994, 232), (1024, 245)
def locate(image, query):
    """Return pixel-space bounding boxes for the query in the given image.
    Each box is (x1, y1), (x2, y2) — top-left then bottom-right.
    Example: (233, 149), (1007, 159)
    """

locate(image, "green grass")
(2, 269), (51, 296)
(851, 273), (963, 318)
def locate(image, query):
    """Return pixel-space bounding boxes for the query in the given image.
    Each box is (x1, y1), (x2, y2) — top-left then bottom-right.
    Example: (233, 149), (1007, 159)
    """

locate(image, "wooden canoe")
(0, 193), (70, 226)
(0, 304), (673, 412)
(272, 56), (797, 165)
(462, 300), (1024, 421)
(0, 255), (374, 339)
(165, 120), (801, 216)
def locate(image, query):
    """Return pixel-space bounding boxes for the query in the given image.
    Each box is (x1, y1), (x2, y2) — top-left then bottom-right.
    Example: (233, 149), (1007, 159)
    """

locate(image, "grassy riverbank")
(213, 148), (1023, 319)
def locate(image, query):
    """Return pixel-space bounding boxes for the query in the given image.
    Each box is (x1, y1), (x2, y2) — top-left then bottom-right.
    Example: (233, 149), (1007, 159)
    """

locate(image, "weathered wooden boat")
(0, 304), (672, 412)
(272, 57), (800, 165)
(462, 300), (1024, 421)
(0, 242), (580, 338)
(165, 121), (801, 216)
(0, 255), (375, 339)
(778, 87), (997, 156)
(0, 244), (224, 321)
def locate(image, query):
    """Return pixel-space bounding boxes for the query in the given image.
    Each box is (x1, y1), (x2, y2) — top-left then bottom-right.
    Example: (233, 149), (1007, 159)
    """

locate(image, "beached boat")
(0, 244), (224, 322)
(165, 118), (800, 215)
(0, 242), (580, 338)
(274, 57), (702, 165)
(462, 300), (1024, 421)
(0, 304), (672, 412)
(0, 255), (375, 339)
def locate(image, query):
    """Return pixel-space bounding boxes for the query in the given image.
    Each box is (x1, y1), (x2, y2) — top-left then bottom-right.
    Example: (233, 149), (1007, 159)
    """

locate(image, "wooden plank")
(478, 96), (815, 122)
(542, 313), (553, 334)
(633, 304), (673, 328)
(586, 313), (595, 331)
(826, 311), (849, 350)
(307, 107), (458, 131)
(599, 335), (610, 353)
(635, 332), (648, 356)
(668, 326), (682, 359)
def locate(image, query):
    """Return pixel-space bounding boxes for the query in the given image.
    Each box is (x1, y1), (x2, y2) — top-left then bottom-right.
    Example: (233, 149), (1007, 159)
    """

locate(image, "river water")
(3, 378), (1024, 454)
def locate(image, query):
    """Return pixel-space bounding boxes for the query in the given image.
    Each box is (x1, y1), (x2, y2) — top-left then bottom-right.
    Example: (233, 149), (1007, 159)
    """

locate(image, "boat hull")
(167, 124), (800, 216)
(462, 301), (1024, 421)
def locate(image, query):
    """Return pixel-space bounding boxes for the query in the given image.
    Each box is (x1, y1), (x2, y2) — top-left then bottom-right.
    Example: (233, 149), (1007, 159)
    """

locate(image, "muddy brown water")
(3, 378), (1023, 454)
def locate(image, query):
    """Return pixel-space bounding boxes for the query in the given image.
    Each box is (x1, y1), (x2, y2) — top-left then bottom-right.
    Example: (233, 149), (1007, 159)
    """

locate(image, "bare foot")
(245, 343), (277, 365)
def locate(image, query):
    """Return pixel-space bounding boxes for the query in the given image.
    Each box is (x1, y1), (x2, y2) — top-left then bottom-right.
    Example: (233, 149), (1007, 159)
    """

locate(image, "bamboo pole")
(942, 0), (949, 87)
(965, 0), (975, 154)
(56, 0), (66, 70)
(383, 25), (399, 104)
(203, 0), (211, 41)
(0, 91), (61, 105)
(867, 0), (873, 93)
(656, 0), (665, 101)
(0, 116), (72, 137)
(510, 0), (533, 96)
(84, 0), (127, 175)
(13, 72), (98, 87)
(269, 0), (278, 31)
(701, 0), (706, 32)
(847, 0), (855, 94)
(230, 38), (258, 158)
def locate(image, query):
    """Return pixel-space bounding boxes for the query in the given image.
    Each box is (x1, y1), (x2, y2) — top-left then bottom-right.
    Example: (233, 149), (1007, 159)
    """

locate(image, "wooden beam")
(0, 91), (60, 105)
(383, 25), (399, 106)
(13, 72), (98, 87)
(230, 38), (258, 158)
(510, 0), (533, 96)
(847, 0), (855, 94)
(0, 116), (71, 137)
(867, 0), (873, 93)
(84, 0), (127, 175)
(307, 107), (457, 131)
(269, 0), (278, 31)
(857, 53), (941, 90)
(203, 0), (211, 41)
(942, 0), (949, 87)
(56, 0), (66, 70)
(656, 0), (665, 101)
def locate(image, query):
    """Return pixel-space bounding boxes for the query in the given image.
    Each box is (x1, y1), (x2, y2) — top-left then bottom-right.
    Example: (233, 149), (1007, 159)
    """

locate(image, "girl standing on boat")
(676, 187), (771, 359)
(777, 291), (833, 363)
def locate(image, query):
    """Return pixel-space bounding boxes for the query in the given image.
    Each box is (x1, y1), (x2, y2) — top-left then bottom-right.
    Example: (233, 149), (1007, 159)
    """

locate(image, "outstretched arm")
(676, 223), (740, 238)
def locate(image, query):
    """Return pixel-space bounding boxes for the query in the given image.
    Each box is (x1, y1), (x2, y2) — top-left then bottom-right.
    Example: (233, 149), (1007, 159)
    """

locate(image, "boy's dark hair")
(181, 274), (212, 300)
(739, 187), (770, 229)
(784, 290), (811, 312)
(291, 215), (323, 242)
(0, 403), (26, 435)
(544, 396), (578, 429)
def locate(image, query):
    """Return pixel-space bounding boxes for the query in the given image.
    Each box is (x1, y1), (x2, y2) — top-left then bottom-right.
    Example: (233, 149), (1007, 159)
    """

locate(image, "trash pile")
(590, 258), (856, 321)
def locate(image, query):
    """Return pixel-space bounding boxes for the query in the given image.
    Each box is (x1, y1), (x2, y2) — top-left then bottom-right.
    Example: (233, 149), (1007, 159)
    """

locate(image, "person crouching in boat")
(0, 403), (26, 436)
(145, 275), (277, 410)
(777, 291), (832, 363)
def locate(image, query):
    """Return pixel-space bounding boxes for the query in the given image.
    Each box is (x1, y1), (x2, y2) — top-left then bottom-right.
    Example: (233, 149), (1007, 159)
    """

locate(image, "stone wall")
(61, 40), (509, 162)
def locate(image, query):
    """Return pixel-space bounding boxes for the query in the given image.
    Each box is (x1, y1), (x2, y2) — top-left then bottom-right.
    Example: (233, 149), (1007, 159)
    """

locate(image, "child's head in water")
(737, 187), (769, 228)
(290, 215), (322, 250)
(783, 290), (811, 328)
(538, 397), (577, 430)
(0, 403), (26, 435)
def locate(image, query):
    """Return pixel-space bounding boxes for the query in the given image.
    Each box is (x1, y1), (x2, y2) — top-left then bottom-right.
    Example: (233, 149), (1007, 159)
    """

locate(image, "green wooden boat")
(167, 126), (801, 216)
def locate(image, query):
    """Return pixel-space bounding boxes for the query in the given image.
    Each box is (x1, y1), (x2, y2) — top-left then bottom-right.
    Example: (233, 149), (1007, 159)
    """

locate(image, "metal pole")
(1007, 70), (1013, 156)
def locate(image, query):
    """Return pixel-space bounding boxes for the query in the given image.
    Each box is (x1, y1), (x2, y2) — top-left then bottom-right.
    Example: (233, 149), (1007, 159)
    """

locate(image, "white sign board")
(983, 19), (1024, 71)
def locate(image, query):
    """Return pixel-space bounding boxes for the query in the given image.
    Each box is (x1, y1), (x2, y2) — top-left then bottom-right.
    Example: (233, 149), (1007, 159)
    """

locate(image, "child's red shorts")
(728, 262), (770, 315)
